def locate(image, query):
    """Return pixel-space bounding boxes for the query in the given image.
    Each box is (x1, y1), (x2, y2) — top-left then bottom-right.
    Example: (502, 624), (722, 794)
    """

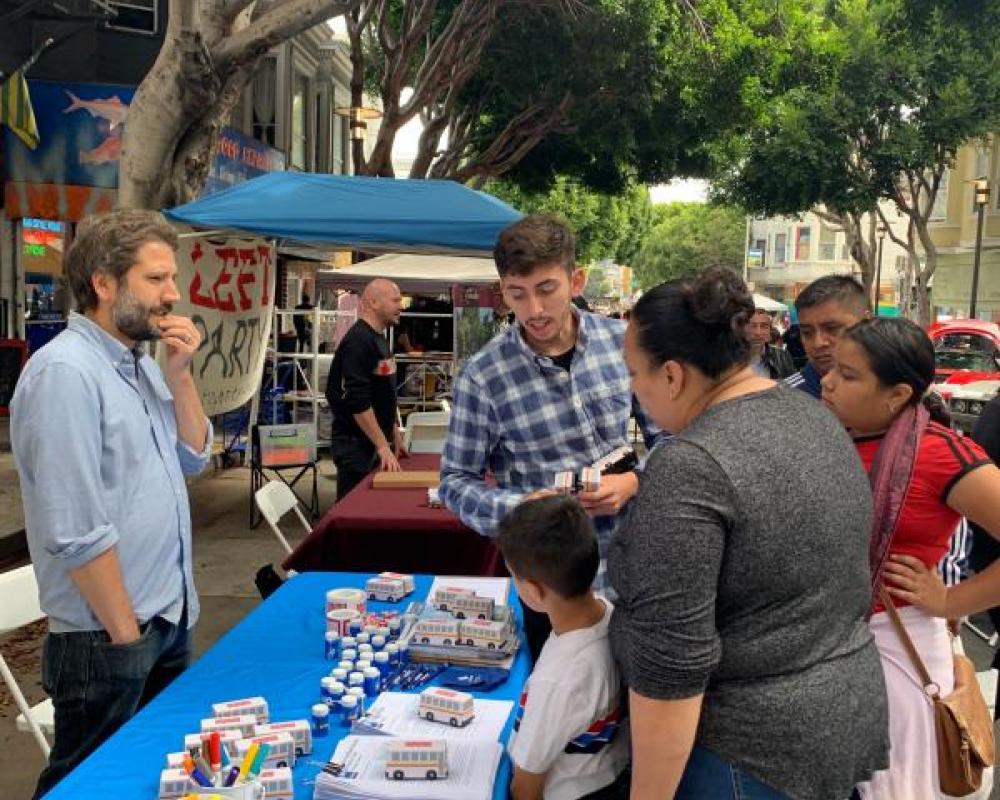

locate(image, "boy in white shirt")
(498, 496), (629, 800)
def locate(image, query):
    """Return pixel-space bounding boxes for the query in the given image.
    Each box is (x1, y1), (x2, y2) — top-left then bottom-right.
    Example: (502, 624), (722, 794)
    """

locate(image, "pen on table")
(236, 741), (259, 784)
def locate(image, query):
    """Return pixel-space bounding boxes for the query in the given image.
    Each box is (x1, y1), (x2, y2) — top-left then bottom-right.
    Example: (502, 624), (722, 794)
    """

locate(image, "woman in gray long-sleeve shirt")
(610, 268), (888, 800)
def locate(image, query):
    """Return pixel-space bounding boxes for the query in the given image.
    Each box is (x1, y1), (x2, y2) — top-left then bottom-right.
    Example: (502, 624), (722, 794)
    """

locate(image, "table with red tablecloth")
(283, 454), (505, 576)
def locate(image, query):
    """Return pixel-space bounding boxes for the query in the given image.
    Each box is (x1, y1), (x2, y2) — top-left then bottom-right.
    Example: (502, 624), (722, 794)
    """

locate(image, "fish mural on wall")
(63, 90), (129, 166)
(3, 80), (136, 190)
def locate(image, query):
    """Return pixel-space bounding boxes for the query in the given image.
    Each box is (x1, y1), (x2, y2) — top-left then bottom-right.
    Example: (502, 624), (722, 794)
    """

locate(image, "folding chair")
(403, 411), (451, 454)
(0, 565), (53, 757)
(254, 480), (312, 558)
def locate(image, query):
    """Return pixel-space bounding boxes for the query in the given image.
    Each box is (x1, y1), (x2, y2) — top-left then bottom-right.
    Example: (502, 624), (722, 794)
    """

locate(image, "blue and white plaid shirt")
(439, 310), (662, 589)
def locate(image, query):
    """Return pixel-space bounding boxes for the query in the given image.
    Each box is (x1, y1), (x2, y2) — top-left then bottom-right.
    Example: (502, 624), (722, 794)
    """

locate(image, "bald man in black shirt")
(325, 279), (408, 500)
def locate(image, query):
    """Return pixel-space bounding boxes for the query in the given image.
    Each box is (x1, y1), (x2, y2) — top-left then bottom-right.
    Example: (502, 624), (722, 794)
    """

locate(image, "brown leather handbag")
(880, 588), (995, 796)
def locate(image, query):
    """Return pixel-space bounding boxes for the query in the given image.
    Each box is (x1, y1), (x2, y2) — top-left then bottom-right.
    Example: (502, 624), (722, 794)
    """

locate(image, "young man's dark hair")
(794, 274), (869, 316)
(497, 495), (598, 598)
(493, 214), (576, 277)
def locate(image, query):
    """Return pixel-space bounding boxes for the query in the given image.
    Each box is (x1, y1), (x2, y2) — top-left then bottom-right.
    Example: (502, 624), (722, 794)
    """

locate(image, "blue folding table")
(43, 572), (529, 799)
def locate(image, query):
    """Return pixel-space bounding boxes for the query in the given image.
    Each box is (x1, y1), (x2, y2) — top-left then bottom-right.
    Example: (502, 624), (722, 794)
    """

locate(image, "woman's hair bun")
(688, 266), (754, 330)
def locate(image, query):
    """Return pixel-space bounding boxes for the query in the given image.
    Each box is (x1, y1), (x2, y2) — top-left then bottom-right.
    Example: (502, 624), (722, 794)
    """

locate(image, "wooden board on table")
(372, 470), (440, 489)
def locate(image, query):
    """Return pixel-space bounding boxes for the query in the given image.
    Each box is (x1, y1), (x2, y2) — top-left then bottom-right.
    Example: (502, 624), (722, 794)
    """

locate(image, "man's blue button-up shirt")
(12, 312), (212, 633)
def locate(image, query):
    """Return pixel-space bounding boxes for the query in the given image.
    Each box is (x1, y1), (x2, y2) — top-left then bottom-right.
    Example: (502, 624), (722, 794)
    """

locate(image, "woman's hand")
(883, 554), (950, 618)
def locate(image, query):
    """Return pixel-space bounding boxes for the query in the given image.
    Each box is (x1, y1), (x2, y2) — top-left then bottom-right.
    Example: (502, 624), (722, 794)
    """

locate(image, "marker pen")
(209, 731), (222, 773)
(247, 743), (270, 780)
(182, 755), (215, 789)
(195, 756), (214, 781)
(236, 742), (259, 784)
(222, 765), (240, 787)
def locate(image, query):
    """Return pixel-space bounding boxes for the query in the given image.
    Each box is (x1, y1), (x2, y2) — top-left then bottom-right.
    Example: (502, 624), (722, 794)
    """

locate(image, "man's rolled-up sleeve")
(177, 417), (213, 476)
(13, 364), (120, 571)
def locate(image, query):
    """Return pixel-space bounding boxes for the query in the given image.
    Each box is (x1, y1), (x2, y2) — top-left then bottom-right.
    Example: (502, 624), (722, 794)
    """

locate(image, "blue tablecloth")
(44, 572), (529, 799)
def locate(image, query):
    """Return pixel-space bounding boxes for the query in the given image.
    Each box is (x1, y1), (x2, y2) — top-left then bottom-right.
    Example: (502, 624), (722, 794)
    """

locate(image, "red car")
(928, 320), (1000, 387)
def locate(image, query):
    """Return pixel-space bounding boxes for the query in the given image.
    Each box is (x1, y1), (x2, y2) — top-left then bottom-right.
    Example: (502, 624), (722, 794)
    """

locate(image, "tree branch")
(449, 93), (574, 182)
(213, 0), (361, 68)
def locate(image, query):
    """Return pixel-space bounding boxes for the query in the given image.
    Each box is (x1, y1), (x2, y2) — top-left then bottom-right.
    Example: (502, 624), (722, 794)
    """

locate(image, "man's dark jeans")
(332, 433), (379, 501)
(34, 613), (190, 799)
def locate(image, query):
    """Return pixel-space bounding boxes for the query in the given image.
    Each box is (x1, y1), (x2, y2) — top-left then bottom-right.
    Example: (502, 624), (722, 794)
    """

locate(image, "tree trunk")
(120, 0), (361, 209)
(119, 22), (219, 209)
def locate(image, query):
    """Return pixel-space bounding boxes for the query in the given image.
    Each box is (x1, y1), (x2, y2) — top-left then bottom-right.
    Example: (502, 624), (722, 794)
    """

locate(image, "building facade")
(747, 138), (1000, 322)
(1, 11), (373, 342)
(747, 205), (910, 311)
(923, 139), (1000, 321)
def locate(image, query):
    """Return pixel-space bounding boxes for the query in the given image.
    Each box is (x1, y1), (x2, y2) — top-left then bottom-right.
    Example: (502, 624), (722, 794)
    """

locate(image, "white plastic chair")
(403, 411), (451, 454)
(0, 565), (53, 757)
(254, 480), (312, 557)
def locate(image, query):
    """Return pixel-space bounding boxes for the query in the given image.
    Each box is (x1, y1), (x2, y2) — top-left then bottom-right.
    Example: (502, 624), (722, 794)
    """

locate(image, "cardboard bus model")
(384, 739), (449, 781)
(379, 571), (415, 594)
(418, 687), (475, 727)
(431, 586), (494, 620)
(235, 732), (297, 769)
(412, 616), (462, 646)
(257, 767), (294, 798)
(365, 576), (408, 602)
(254, 719), (312, 757)
(458, 617), (513, 650)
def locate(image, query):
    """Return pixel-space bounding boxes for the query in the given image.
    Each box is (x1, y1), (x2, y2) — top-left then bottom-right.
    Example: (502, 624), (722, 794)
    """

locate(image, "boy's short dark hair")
(493, 214), (576, 278)
(794, 275), (869, 316)
(496, 495), (598, 598)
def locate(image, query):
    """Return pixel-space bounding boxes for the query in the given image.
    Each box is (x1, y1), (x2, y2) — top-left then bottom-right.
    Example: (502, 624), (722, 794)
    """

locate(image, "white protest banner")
(161, 236), (275, 416)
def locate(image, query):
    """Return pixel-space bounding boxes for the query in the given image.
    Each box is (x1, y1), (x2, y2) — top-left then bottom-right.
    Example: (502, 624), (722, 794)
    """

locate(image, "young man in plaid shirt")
(439, 214), (660, 660)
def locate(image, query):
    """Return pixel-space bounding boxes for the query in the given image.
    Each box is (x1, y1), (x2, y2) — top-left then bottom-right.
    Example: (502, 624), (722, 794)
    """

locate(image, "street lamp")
(970, 177), (991, 319)
(875, 223), (887, 316)
(334, 104), (382, 177)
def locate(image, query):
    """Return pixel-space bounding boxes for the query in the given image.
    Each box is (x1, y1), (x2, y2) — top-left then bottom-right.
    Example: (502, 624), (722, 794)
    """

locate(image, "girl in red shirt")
(822, 317), (1000, 799)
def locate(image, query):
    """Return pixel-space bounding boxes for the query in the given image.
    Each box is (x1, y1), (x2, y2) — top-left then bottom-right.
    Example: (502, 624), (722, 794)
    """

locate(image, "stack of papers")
(314, 693), (512, 800)
(313, 735), (502, 800)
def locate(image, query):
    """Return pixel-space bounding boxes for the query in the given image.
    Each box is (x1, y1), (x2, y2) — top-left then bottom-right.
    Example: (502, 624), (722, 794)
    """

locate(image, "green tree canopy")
(710, 0), (1000, 322)
(633, 203), (746, 288)
(486, 177), (654, 265)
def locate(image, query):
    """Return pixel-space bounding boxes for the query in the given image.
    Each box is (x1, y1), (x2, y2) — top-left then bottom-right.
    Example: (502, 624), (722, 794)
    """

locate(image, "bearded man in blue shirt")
(12, 209), (212, 798)
(439, 214), (660, 660)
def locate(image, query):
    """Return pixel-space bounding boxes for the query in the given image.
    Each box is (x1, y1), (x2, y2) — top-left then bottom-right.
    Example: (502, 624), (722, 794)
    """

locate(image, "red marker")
(209, 731), (222, 773)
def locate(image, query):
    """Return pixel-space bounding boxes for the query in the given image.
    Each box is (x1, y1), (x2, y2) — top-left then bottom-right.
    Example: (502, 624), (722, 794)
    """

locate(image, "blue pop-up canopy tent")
(164, 172), (522, 256)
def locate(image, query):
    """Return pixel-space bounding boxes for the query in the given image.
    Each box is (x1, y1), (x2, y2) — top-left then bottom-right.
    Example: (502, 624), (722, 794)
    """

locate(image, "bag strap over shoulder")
(878, 587), (938, 697)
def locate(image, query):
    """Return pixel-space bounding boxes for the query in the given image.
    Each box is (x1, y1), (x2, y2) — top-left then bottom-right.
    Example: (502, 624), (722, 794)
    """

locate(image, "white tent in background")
(317, 253), (498, 295)
(752, 293), (787, 312)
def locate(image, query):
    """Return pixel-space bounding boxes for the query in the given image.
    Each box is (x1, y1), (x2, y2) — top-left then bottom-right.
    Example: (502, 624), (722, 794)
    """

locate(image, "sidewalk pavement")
(0, 421), (339, 799)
